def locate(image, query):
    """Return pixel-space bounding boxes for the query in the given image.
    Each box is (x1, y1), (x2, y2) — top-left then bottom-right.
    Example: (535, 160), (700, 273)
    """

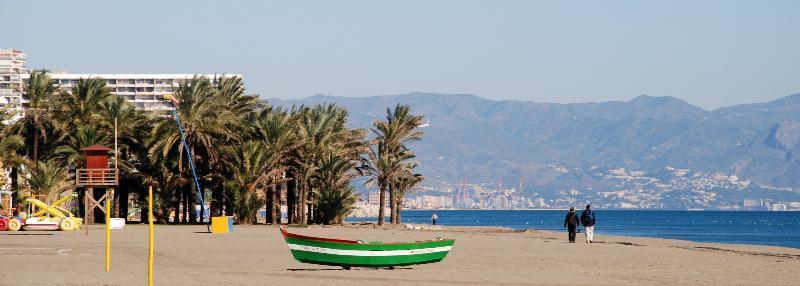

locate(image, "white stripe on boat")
(288, 244), (452, 257)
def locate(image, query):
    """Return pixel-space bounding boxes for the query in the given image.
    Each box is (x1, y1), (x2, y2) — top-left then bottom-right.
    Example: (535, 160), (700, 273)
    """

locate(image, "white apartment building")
(0, 48), (27, 108)
(28, 73), (242, 112)
(0, 48), (242, 112)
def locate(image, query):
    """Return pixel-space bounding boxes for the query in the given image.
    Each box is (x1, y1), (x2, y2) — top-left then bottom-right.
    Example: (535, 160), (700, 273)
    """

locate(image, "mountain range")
(267, 92), (800, 202)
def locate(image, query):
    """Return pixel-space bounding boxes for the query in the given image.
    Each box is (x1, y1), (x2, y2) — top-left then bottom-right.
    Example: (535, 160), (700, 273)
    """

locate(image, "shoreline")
(345, 219), (800, 250)
(346, 210), (800, 249)
(2, 224), (799, 285)
(354, 208), (800, 212)
(346, 223), (800, 251)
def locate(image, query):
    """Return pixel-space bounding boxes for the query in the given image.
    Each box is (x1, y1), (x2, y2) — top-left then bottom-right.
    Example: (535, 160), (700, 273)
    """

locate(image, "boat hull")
(22, 217), (60, 231)
(282, 228), (455, 267)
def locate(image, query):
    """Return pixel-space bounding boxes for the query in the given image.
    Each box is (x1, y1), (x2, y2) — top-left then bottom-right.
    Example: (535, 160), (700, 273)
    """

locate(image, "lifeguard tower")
(75, 145), (117, 229)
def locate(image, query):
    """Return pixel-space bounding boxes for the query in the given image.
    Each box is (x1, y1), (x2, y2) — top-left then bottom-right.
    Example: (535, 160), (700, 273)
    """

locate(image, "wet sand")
(1, 223), (798, 285)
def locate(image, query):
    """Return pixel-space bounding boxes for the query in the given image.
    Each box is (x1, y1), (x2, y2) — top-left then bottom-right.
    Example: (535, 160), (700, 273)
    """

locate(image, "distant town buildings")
(0, 48), (242, 113)
(771, 203), (788, 212)
(742, 198), (762, 209)
(354, 165), (800, 211)
(367, 192), (381, 206)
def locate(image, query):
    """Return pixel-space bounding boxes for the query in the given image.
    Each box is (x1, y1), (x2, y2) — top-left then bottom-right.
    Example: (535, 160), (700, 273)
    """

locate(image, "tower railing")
(76, 168), (118, 187)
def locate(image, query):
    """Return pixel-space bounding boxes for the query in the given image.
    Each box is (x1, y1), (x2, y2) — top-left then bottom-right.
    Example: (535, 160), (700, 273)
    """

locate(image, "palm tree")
(214, 75), (257, 118)
(222, 140), (283, 224)
(314, 186), (358, 224)
(362, 143), (415, 225)
(290, 104), (367, 224)
(99, 96), (148, 160)
(378, 104), (425, 152)
(55, 77), (112, 128)
(364, 104), (424, 225)
(0, 135), (24, 192)
(21, 160), (73, 204)
(149, 76), (242, 223)
(313, 153), (360, 224)
(98, 96), (151, 218)
(0, 134), (23, 164)
(374, 104), (424, 223)
(16, 70), (59, 162)
(392, 166), (423, 223)
(292, 105), (338, 224)
(54, 124), (110, 166)
(252, 107), (297, 224)
(1, 107), (25, 209)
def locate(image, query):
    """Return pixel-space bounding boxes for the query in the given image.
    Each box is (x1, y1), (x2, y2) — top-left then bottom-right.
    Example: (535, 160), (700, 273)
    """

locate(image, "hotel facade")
(0, 48), (27, 108)
(0, 48), (242, 112)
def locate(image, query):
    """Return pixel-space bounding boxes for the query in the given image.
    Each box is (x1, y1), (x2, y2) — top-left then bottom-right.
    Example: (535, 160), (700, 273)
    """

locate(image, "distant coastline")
(347, 209), (800, 249)
(359, 208), (799, 212)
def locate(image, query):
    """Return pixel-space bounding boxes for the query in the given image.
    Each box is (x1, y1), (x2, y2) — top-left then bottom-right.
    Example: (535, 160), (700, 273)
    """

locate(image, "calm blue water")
(347, 210), (800, 249)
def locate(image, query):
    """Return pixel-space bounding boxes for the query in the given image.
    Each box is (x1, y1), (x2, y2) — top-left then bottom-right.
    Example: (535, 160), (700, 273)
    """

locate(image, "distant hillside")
(267, 92), (800, 199)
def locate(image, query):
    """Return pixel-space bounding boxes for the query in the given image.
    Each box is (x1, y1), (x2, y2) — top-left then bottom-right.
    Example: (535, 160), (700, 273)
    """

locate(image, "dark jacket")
(564, 211), (580, 228)
(580, 210), (596, 227)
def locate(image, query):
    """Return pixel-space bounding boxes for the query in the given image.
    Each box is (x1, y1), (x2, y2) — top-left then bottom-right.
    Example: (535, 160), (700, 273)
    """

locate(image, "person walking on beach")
(564, 207), (580, 243)
(580, 205), (596, 243)
(431, 213), (438, 225)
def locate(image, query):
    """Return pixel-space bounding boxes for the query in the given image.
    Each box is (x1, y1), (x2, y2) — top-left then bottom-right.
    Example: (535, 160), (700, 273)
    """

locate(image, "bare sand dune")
(0, 224), (798, 285)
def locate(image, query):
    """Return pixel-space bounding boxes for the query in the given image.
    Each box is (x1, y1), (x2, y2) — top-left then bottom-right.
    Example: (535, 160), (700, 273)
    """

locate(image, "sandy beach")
(1, 223), (798, 285)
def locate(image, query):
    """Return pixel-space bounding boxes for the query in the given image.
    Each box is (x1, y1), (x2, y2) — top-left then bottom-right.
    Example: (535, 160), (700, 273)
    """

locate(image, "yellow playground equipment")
(18, 193), (83, 231)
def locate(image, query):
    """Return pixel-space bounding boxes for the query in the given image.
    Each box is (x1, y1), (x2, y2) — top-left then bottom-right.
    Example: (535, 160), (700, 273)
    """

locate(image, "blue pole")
(171, 107), (209, 227)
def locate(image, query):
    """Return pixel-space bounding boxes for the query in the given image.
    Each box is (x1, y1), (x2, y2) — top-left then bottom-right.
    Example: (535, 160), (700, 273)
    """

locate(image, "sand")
(0, 223), (798, 285)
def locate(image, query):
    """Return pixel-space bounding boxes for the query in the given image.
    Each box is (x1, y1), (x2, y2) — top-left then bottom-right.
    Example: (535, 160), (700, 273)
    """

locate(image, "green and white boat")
(280, 227), (455, 268)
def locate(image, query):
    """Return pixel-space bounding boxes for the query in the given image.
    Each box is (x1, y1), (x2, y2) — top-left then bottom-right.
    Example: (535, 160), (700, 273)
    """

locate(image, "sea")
(346, 210), (800, 249)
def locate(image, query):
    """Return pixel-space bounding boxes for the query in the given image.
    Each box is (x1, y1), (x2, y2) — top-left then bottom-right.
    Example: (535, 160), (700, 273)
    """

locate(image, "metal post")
(170, 107), (208, 229)
(105, 189), (112, 272)
(114, 118), (119, 218)
(148, 185), (154, 286)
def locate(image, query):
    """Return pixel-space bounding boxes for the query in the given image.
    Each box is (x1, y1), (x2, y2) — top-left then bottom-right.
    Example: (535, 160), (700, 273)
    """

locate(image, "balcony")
(76, 168), (118, 187)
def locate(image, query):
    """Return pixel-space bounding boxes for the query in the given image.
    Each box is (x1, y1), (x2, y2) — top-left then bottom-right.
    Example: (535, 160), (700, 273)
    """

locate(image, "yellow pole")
(105, 189), (112, 272)
(148, 185), (154, 286)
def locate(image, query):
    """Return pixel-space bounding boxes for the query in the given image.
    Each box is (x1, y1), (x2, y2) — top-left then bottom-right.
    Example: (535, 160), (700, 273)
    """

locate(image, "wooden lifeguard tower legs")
(83, 188), (113, 234)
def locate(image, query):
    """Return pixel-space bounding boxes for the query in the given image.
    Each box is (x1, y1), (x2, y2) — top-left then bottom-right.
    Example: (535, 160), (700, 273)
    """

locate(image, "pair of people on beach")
(564, 205), (596, 243)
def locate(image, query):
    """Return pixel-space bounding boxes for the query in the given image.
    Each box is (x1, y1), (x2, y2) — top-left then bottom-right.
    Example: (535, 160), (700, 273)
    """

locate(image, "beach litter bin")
(109, 218), (126, 230)
(211, 216), (234, 234)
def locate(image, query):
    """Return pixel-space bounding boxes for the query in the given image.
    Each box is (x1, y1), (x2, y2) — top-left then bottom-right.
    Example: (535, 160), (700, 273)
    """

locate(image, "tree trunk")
(286, 173), (296, 224)
(32, 127), (39, 163)
(309, 200), (316, 225)
(171, 188), (180, 224)
(389, 184), (396, 224)
(188, 182), (198, 224)
(378, 181), (386, 226)
(182, 187), (189, 223)
(10, 167), (18, 216)
(396, 196), (404, 224)
(140, 187), (149, 225)
(222, 183), (234, 216)
(210, 181), (221, 217)
(198, 185), (205, 224)
(299, 184), (308, 225)
(113, 185), (123, 219)
(264, 186), (272, 224)
(271, 184), (279, 224)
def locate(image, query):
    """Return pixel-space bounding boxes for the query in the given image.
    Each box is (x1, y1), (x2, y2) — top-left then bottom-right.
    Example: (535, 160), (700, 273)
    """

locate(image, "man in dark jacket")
(564, 207), (580, 243)
(580, 204), (596, 243)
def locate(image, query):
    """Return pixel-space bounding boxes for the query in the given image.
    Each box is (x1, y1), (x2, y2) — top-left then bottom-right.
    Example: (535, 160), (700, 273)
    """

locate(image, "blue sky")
(2, 0), (798, 109)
